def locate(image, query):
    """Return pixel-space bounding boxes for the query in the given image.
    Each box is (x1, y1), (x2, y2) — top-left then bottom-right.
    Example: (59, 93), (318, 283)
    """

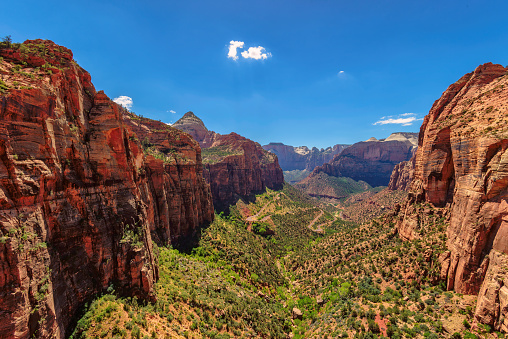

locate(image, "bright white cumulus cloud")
(169, 110), (176, 114)
(113, 96), (133, 109)
(228, 41), (244, 60)
(228, 41), (271, 60)
(374, 113), (422, 126)
(241, 46), (271, 60)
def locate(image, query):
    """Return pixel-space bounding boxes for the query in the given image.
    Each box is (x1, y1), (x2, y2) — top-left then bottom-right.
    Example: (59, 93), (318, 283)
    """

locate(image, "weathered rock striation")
(395, 63), (508, 332)
(388, 151), (416, 191)
(123, 113), (214, 247)
(0, 40), (213, 338)
(262, 142), (349, 171)
(308, 132), (418, 188)
(173, 112), (284, 211)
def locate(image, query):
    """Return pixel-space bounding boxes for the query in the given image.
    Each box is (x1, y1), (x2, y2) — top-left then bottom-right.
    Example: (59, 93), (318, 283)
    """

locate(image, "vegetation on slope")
(70, 185), (500, 339)
(338, 188), (409, 224)
(283, 169), (310, 184)
(296, 172), (372, 201)
(201, 145), (244, 164)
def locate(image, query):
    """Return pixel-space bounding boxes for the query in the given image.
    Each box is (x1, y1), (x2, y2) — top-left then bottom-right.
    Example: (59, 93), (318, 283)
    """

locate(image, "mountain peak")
(173, 111), (207, 130)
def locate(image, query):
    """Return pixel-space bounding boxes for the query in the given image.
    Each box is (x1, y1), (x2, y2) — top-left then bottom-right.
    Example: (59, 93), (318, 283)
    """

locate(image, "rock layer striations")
(0, 40), (213, 338)
(388, 151), (417, 191)
(395, 63), (508, 331)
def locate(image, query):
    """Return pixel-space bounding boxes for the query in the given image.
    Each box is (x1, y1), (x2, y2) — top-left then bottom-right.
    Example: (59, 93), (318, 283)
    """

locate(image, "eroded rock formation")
(123, 113), (214, 246)
(388, 151), (416, 191)
(0, 40), (213, 338)
(395, 63), (508, 331)
(173, 112), (284, 210)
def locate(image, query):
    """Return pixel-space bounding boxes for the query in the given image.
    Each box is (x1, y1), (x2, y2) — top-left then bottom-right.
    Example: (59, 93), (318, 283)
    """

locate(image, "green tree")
(2, 35), (12, 48)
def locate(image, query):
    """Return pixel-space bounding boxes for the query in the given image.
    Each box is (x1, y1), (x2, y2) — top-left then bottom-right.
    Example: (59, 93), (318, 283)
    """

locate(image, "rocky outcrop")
(0, 40), (213, 338)
(173, 112), (284, 211)
(123, 114), (214, 247)
(171, 111), (218, 147)
(395, 63), (508, 331)
(388, 151), (416, 191)
(262, 142), (349, 171)
(309, 132), (418, 187)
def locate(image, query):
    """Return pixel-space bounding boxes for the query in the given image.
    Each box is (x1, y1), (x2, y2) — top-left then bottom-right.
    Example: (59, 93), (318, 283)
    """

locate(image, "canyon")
(296, 132), (418, 199)
(0, 38), (507, 339)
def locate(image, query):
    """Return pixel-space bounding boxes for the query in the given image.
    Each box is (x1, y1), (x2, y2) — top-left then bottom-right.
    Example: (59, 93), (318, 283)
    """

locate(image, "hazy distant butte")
(365, 132), (418, 146)
(262, 143), (350, 171)
(304, 132), (419, 187)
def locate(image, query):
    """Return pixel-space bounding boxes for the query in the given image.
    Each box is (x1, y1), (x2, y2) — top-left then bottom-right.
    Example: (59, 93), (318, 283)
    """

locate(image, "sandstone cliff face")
(123, 114), (214, 247)
(388, 150), (416, 191)
(396, 63), (508, 331)
(262, 142), (349, 171)
(173, 112), (284, 210)
(309, 132), (417, 188)
(0, 40), (213, 338)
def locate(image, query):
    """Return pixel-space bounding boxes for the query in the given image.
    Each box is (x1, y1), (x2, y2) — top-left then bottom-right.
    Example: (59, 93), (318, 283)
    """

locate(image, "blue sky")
(2, 0), (508, 147)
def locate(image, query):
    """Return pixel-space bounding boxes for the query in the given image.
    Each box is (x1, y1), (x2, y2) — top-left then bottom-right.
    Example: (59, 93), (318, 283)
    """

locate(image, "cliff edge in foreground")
(395, 62), (508, 332)
(0, 39), (213, 338)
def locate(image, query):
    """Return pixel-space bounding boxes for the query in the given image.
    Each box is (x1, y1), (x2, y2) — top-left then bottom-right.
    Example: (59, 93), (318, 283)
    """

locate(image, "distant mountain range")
(262, 143), (350, 171)
(296, 132), (418, 199)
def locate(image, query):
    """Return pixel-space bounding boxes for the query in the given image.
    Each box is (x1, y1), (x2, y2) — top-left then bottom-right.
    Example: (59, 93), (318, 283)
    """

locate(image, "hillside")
(296, 172), (372, 201)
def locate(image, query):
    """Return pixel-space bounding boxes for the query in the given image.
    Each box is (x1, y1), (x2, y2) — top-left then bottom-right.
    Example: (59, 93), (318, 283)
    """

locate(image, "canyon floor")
(69, 185), (495, 339)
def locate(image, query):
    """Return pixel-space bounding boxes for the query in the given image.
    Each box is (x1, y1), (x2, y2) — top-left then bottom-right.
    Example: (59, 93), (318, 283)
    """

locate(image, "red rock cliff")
(173, 112), (284, 210)
(388, 150), (417, 191)
(396, 63), (508, 331)
(123, 113), (214, 246)
(0, 40), (213, 338)
(202, 133), (284, 211)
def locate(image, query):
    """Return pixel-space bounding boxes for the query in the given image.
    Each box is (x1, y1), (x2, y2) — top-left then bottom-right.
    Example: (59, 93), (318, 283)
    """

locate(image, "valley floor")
(70, 185), (499, 339)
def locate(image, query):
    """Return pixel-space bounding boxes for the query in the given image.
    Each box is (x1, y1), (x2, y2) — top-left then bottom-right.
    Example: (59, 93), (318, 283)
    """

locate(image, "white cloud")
(241, 46), (271, 60)
(169, 110), (176, 114)
(338, 70), (345, 75)
(228, 41), (244, 60)
(113, 96), (133, 109)
(373, 113), (423, 126)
